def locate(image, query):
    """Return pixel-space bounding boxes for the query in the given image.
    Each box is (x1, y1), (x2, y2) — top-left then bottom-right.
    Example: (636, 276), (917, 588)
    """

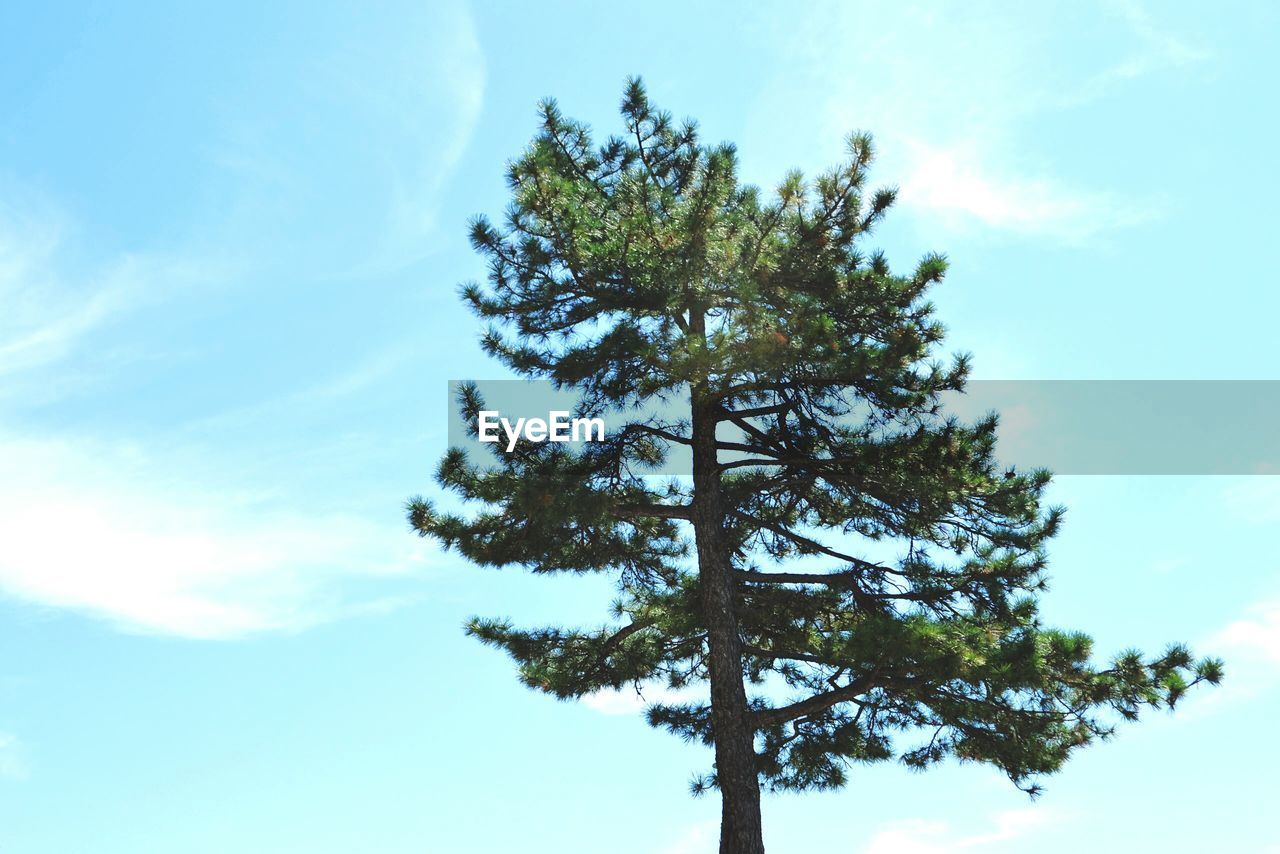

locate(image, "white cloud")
(0, 201), (431, 639)
(0, 4), (482, 639)
(0, 732), (28, 781)
(1215, 603), (1280, 668)
(657, 819), (717, 854)
(1140, 480), (1280, 718)
(863, 807), (1059, 854)
(764, 2), (1205, 242)
(895, 140), (1156, 241)
(179, 342), (416, 439)
(658, 805), (1063, 854)
(0, 202), (122, 381)
(0, 433), (429, 639)
(1204, 486), (1280, 704)
(1167, 599), (1280, 721)
(0, 328), (430, 640)
(1073, 0), (1208, 100)
(0, 195), (227, 406)
(203, 1), (485, 277)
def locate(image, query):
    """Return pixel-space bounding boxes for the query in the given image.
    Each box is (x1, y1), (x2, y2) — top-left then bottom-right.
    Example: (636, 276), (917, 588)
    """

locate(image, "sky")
(1, 1), (1279, 851)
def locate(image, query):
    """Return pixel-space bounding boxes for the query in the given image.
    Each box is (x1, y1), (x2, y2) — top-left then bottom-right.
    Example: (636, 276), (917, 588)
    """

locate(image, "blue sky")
(2, 1), (1279, 851)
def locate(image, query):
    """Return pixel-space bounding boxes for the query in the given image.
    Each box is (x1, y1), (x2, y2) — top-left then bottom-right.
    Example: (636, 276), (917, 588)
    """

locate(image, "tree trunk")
(691, 385), (765, 854)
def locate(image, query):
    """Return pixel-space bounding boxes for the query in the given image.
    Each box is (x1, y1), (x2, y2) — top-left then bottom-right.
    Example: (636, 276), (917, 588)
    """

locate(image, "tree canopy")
(408, 78), (1221, 853)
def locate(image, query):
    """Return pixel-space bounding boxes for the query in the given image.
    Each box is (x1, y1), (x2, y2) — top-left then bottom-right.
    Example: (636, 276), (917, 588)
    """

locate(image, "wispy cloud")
(0, 202), (126, 382)
(863, 807), (1060, 854)
(0, 432), (430, 639)
(0, 195), (223, 405)
(1216, 604), (1280, 666)
(180, 342), (417, 438)
(1212, 479), (1280, 665)
(0, 224), (426, 639)
(0, 199), (427, 640)
(203, 1), (486, 277)
(895, 139), (1156, 240)
(0, 732), (28, 782)
(1071, 0), (1209, 102)
(767, 2), (1206, 242)
(662, 805), (1063, 854)
(657, 819), (718, 854)
(0, 5), (481, 638)
(1138, 480), (1280, 720)
(1156, 601), (1280, 722)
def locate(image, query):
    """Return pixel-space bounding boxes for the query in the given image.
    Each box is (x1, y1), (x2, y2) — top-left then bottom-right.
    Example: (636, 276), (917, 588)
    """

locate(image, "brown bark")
(691, 381), (765, 854)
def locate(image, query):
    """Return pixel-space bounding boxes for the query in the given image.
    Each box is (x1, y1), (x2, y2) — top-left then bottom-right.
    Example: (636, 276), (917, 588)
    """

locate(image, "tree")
(408, 79), (1222, 853)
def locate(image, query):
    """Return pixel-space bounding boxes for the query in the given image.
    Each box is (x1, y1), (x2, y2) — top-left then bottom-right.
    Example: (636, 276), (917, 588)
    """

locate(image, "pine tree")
(408, 79), (1222, 853)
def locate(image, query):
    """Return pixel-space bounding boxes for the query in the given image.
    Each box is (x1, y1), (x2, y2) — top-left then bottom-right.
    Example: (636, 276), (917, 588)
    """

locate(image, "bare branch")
(752, 671), (881, 728)
(730, 510), (885, 572)
(612, 504), (693, 521)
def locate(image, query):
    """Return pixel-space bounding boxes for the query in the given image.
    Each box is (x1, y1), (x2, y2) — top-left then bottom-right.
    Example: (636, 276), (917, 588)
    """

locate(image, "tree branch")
(743, 644), (839, 665)
(735, 568), (863, 588)
(730, 510), (885, 572)
(618, 423), (693, 446)
(752, 671), (881, 728)
(612, 503), (693, 521)
(719, 401), (796, 420)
